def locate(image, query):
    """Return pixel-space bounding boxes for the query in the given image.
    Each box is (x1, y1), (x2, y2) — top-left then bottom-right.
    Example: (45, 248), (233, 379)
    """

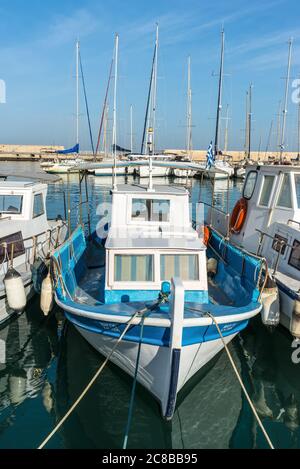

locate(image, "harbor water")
(0, 162), (299, 449)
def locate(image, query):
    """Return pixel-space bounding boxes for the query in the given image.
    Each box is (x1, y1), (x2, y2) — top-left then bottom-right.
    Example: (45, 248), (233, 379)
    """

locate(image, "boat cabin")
(0, 181), (50, 272)
(232, 165), (300, 280)
(104, 184), (208, 304)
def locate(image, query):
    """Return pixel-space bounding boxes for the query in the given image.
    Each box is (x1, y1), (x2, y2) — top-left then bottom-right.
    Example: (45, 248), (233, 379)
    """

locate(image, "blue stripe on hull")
(277, 279), (300, 301)
(65, 312), (248, 347)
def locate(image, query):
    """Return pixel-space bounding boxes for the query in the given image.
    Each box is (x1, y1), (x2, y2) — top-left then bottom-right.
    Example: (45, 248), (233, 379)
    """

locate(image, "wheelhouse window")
(114, 254), (154, 282)
(272, 234), (287, 255)
(160, 254), (199, 281)
(288, 240), (300, 271)
(294, 174), (300, 208)
(259, 175), (275, 207)
(0, 231), (25, 263)
(0, 195), (23, 214)
(243, 171), (257, 200)
(276, 174), (292, 208)
(131, 199), (170, 222)
(33, 193), (44, 218)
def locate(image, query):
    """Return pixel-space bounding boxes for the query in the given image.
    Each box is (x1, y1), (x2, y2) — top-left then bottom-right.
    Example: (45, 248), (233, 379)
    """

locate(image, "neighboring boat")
(51, 176), (265, 419)
(204, 159), (234, 180)
(211, 163), (300, 338)
(0, 180), (67, 325)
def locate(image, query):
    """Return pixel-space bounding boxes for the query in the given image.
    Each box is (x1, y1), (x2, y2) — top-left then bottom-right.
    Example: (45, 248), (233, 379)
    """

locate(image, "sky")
(0, 0), (300, 152)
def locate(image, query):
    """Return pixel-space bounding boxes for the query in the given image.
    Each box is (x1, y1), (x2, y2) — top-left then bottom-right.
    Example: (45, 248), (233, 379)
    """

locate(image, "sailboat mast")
(151, 23), (159, 155)
(130, 105), (133, 153)
(298, 91), (300, 159)
(112, 34), (119, 190)
(186, 56), (192, 159)
(76, 40), (80, 151)
(224, 104), (229, 154)
(214, 29), (225, 157)
(265, 119), (273, 160)
(280, 37), (293, 163)
(248, 83), (253, 161)
(244, 90), (249, 158)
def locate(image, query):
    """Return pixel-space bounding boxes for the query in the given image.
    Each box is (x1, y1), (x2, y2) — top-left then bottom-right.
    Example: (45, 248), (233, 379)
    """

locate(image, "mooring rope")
(122, 314), (146, 449)
(186, 305), (274, 449)
(37, 301), (161, 449)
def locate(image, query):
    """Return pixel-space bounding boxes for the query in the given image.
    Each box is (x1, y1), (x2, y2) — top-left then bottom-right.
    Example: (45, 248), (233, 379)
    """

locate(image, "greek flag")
(206, 141), (214, 169)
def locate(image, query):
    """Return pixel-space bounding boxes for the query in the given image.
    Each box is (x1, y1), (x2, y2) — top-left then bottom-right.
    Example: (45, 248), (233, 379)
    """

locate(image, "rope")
(79, 51), (95, 156)
(37, 301), (160, 449)
(186, 305), (275, 449)
(122, 314), (146, 449)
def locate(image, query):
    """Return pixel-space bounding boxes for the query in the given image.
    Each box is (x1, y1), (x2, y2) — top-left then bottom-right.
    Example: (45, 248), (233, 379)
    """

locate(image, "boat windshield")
(0, 195), (23, 214)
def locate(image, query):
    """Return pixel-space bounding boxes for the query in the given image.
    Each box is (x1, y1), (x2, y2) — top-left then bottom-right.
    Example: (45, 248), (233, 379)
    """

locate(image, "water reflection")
(56, 323), (244, 449)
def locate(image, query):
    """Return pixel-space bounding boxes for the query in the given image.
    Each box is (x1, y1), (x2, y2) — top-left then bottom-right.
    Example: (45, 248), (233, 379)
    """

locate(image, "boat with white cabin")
(210, 164), (300, 338)
(0, 180), (67, 325)
(51, 160), (266, 418)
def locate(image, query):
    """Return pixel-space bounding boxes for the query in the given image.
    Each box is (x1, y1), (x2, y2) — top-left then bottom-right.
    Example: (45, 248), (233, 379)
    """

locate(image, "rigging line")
(79, 51), (95, 156)
(95, 58), (114, 157)
(122, 314), (146, 449)
(185, 305), (275, 450)
(141, 41), (157, 154)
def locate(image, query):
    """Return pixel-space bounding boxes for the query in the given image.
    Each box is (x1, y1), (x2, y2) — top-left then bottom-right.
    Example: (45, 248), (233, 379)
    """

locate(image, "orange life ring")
(230, 198), (248, 234)
(203, 226), (210, 245)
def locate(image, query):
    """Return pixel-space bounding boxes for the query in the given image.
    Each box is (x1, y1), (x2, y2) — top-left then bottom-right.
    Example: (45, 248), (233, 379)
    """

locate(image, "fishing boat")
(213, 163), (300, 338)
(0, 180), (67, 325)
(51, 158), (265, 419)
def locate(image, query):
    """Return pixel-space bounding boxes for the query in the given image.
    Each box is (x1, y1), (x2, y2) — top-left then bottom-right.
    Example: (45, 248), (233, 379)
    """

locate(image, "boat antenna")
(214, 28), (225, 158)
(279, 37), (293, 163)
(112, 33), (119, 191)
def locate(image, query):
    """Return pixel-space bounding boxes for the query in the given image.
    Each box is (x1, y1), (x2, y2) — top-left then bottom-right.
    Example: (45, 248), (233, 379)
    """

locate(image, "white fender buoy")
(9, 373), (26, 406)
(290, 300), (300, 338)
(260, 276), (280, 326)
(40, 273), (53, 316)
(207, 258), (218, 277)
(4, 267), (26, 312)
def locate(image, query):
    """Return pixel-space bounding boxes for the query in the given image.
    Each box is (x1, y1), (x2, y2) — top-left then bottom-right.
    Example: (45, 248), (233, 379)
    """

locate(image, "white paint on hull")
(76, 325), (236, 417)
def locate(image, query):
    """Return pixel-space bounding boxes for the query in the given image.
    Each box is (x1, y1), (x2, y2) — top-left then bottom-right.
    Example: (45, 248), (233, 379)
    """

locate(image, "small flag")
(206, 141), (214, 169)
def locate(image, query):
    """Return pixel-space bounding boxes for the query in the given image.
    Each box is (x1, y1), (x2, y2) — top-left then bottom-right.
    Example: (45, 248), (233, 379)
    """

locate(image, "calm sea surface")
(0, 161), (299, 449)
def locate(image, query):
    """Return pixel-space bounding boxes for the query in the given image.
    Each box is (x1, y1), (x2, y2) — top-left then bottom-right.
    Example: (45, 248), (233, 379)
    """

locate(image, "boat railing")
(0, 222), (66, 267)
(255, 228), (293, 275)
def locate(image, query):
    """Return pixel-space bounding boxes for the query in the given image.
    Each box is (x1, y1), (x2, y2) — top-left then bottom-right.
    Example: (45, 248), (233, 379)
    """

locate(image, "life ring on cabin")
(229, 198), (248, 234)
(203, 226), (210, 245)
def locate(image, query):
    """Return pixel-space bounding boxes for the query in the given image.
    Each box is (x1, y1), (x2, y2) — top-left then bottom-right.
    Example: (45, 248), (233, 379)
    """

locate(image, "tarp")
(112, 144), (131, 153)
(57, 143), (79, 155)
